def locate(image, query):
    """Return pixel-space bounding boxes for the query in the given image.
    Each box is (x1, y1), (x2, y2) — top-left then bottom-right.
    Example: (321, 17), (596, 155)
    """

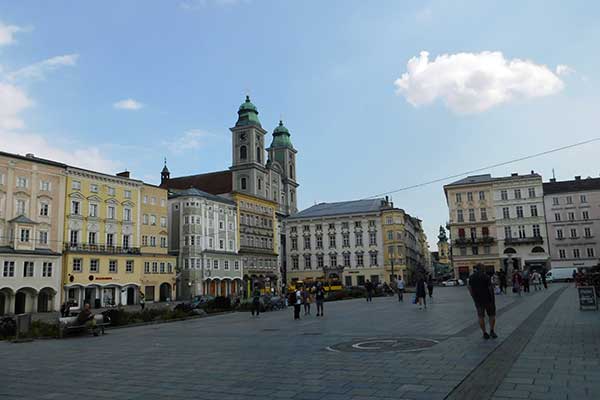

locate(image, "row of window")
(184, 235), (235, 251)
(238, 200), (273, 216)
(504, 225), (542, 239)
(555, 227), (593, 240)
(290, 220), (377, 233)
(72, 180), (140, 201)
(455, 190), (488, 203)
(2, 261), (53, 278)
(501, 204), (539, 219)
(183, 258), (241, 271)
(290, 231), (378, 250)
(72, 259), (173, 274)
(498, 187), (537, 201)
(143, 196), (166, 207)
(183, 215), (234, 230)
(142, 235), (168, 248)
(558, 248), (596, 259)
(457, 246), (492, 256)
(182, 202), (234, 215)
(71, 200), (132, 221)
(10, 228), (50, 246)
(553, 210), (590, 222)
(240, 213), (273, 229)
(240, 235), (272, 250)
(143, 214), (167, 227)
(2, 176), (53, 191)
(70, 231), (131, 248)
(552, 194), (588, 206)
(291, 252), (379, 270)
(456, 208), (488, 222)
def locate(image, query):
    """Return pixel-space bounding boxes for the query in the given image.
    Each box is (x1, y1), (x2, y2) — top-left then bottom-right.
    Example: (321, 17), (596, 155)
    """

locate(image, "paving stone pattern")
(0, 284), (589, 400)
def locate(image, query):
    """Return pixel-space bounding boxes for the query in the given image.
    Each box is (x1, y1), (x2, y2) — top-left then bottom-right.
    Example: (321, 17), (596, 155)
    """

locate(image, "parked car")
(545, 268), (578, 282)
(442, 279), (465, 287)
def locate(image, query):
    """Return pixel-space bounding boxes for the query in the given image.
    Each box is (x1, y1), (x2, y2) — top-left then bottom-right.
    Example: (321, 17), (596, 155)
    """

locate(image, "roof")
(288, 198), (386, 220)
(445, 173), (541, 188)
(169, 187), (236, 205)
(543, 177), (600, 195)
(0, 150), (67, 168)
(9, 215), (37, 224)
(236, 96), (262, 128)
(269, 120), (294, 149)
(161, 170), (232, 195)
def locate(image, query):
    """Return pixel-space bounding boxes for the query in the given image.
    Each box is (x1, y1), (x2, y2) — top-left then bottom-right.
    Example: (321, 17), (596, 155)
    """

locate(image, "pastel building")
(0, 152), (67, 314)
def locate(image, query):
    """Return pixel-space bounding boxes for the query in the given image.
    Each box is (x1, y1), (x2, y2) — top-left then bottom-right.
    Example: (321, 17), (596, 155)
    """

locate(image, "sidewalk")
(493, 286), (600, 399)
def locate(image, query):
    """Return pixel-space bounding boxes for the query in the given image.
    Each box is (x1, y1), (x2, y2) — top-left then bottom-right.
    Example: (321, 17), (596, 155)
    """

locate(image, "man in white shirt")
(396, 277), (405, 302)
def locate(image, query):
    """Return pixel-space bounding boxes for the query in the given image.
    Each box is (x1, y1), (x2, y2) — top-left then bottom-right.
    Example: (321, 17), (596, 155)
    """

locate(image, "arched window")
(531, 246), (545, 253)
(241, 178), (247, 190)
(240, 146), (247, 160)
(258, 178), (262, 190)
(289, 164), (294, 179)
(256, 147), (261, 163)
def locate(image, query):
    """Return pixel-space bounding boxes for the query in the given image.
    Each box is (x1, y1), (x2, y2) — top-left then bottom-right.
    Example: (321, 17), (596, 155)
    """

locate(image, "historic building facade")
(168, 188), (242, 299)
(62, 168), (175, 309)
(0, 152), (66, 314)
(285, 198), (429, 287)
(493, 173), (549, 274)
(444, 175), (500, 280)
(161, 96), (298, 296)
(543, 176), (600, 271)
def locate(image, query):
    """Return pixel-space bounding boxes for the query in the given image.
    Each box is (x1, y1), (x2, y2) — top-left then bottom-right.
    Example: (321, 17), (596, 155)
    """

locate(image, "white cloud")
(7, 54), (78, 81)
(394, 51), (565, 114)
(113, 98), (144, 110)
(166, 129), (212, 153)
(0, 22), (25, 46)
(0, 82), (33, 129)
(556, 64), (575, 76)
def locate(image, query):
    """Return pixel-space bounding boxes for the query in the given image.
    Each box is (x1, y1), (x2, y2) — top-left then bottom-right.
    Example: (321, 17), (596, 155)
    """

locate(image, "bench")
(58, 315), (110, 338)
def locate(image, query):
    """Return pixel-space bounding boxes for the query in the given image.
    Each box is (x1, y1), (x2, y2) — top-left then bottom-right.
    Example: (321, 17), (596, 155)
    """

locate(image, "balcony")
(504, 236), (544, 245)
(64, 243), (141, 255)
(454, 236), (495, 246)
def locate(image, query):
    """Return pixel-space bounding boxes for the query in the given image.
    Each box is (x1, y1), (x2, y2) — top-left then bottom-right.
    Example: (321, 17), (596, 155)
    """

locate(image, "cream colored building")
(0, 152), (67, 314)
(444, 175), (500, 281)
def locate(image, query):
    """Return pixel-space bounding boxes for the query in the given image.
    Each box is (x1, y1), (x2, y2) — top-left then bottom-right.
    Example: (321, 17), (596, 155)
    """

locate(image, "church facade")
(160, 96), (299, 296)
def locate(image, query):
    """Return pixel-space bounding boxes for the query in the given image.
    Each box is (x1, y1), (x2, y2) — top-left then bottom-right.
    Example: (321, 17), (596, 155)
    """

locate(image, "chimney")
(575, 176), (581, 181)
(530, 170), (534, 175)
(511, 173), (518, 177)
(25, 153), (34, 158)
(116, 171), (130, 178)
(550, 178), (556, 182)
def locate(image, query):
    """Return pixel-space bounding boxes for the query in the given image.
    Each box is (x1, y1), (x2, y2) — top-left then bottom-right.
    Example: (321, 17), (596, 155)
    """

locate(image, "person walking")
(396, 276), (405, 302)
(499, 271), (507, 294)
(427, 275), (434, 299)
(416, 275), (427, 310)
(468, 264), (497, 340)
(294, 287), (302, 320)
(523, 269), (531, 293)
(365, 280), (374, 302)
(512, 270), (522, 296)
(531, 271), (541, 291)
(541, 269), (548, 289)
(251, 286), (261, 317)
(139, 292), (145, 311)
(315, 284), (325, 317)
(302, 288), (311, 315)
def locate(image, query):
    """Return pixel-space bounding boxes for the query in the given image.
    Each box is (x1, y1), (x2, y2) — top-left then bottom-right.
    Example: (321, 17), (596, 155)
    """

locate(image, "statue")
(438, 226), (448, 242)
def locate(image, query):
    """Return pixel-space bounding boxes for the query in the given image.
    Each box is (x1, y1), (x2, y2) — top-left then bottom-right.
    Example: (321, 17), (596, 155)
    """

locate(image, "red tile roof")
(161, 170), (232, 195)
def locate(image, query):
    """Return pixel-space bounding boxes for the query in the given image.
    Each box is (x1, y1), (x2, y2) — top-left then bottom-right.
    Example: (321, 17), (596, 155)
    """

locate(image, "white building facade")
(543, 176), (600, 270)
(493, 173), (549, 273)
(169, 188), (243, 298)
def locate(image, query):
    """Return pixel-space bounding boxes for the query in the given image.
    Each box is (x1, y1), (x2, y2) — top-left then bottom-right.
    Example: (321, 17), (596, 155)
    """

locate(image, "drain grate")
(326, 337), (438, 353)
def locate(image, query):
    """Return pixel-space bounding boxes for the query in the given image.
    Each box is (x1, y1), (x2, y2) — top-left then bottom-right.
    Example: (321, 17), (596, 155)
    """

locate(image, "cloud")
(0, 82), (33, 129)
(113, 98), (144, 110)
(166, 129), (212, 153)
(556, 64), (575, 76)
(394, 51), (565, 114)
(0, 22), (26, 46)
(7, 54), (78, 81)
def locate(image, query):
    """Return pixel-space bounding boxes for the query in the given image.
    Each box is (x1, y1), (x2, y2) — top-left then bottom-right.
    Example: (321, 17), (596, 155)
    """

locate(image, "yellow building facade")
(62, 168), (176, 308)
(381, 208), (407, 282)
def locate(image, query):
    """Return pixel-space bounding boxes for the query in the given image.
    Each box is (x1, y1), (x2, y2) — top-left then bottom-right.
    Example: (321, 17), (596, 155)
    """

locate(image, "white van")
(545, 268), (577, 282)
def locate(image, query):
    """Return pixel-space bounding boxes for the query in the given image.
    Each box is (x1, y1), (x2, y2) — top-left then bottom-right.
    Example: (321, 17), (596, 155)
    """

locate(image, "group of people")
(250, 284), (327, 320)
(493, 269), (547, 296)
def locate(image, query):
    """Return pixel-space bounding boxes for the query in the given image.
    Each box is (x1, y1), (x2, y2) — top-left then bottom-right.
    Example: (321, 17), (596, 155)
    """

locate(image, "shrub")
(30, 320), (59, 338)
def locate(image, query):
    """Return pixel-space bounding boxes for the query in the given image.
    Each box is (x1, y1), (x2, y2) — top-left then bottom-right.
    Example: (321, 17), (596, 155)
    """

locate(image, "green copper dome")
(270, 120), (294, 149)
(236, 95), (262, 127)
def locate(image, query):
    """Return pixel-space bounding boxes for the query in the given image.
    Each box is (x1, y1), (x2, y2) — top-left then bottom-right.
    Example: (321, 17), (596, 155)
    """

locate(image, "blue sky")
(1, 0), (599, 245)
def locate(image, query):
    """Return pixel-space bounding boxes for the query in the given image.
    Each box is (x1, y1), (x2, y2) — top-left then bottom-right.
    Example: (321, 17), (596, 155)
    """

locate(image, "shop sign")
(95, 277), (113, 281)
(578, 286), (598, 311)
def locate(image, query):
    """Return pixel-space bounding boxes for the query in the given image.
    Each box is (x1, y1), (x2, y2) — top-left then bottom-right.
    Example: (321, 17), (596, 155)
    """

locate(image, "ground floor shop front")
(454, 258), (502, 281)
(0, 253), (62, 314)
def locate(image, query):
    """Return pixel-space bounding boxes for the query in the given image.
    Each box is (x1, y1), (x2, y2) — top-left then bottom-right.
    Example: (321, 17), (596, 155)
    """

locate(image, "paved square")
(1, 284), (596, 400)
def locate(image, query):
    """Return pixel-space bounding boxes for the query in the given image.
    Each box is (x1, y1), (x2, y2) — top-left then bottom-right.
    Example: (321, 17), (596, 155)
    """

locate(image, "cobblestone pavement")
(0, 283), (589, 400)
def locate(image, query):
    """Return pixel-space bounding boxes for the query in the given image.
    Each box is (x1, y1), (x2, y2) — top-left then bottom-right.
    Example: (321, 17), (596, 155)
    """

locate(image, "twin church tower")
(160, 95), (299, 217)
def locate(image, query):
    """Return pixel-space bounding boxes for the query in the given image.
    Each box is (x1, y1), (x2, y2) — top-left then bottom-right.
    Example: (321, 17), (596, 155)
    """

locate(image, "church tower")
(437, 225), (450, 265)
(160, 159), (170, 186)
(230, 96), (269, 199)
(268, 120), (299, 215)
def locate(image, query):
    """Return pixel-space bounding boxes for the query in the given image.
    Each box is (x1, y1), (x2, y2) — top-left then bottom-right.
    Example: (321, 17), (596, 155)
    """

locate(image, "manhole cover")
(326, 337), (438, 353)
